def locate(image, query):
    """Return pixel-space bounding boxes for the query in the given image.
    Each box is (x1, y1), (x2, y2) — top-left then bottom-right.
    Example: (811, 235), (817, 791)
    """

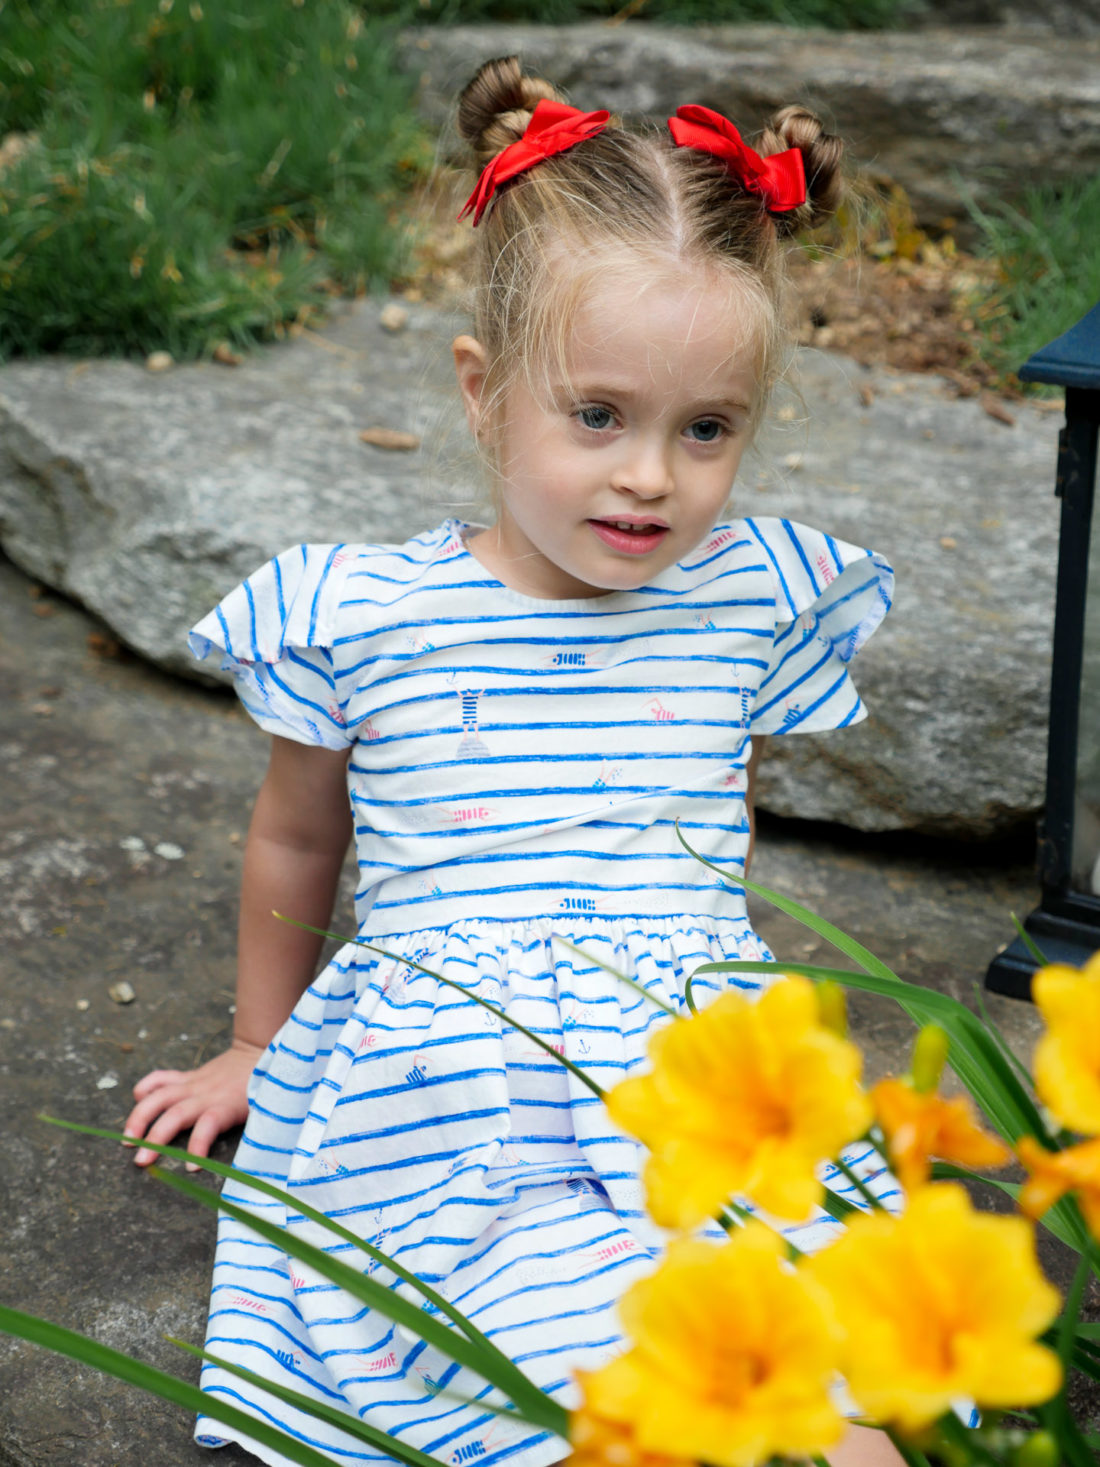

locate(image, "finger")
(133, 1100), (202, 1166)
(184, 1113), (222, 1172)
(124, 1087), (188, 1145)
(131, 1069), (186, 1100)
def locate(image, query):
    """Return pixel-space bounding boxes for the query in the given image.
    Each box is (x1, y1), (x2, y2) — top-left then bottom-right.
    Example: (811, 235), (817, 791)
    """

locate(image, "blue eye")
(577, 405), (615, 431)
(688, 418), (724, 443)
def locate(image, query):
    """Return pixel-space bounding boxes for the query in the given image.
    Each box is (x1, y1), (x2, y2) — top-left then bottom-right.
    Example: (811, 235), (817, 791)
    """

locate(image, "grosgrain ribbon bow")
(459, 98), (611, 226)
(667, 105), (806, 213)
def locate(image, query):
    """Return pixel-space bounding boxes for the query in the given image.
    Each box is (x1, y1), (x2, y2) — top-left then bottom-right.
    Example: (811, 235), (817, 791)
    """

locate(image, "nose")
(610, 433), (674, 500)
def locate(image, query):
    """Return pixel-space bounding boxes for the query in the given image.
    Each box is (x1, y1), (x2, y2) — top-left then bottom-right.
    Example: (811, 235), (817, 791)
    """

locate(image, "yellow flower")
(1033, 952), (1100, 1134)
(871, 1078), (1010, 1194)
(578, 1225), (846, 1467)
(808, 1183), (1062, 1431)
(569, 1399), (694, 1467)
(1018, 1134), (1100, 1237)
(606, 977), (872, 1225)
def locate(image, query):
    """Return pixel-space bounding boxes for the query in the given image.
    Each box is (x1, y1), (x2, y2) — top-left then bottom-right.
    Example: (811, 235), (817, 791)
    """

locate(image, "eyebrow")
(555, 381), (753, 414)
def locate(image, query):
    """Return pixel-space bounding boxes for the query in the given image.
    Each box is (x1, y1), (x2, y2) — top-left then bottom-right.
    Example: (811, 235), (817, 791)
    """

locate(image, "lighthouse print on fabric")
(456, 687), (490, 756)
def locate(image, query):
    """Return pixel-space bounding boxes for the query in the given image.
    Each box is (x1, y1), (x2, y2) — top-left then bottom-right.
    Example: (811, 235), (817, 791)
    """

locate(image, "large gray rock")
(400, 23), (1100, 235)
(915, 0), (1100, 32)
(0, 301), (1062, 837)
(753, 358), (1061, 836)
(0, 303), (462, 679)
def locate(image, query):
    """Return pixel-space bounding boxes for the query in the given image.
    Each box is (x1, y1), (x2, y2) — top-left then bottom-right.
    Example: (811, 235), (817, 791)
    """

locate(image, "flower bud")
(911, 1023), (950, 1093)
(815, 980), (848, 1038)
(1011, 1430), (1060, 1467)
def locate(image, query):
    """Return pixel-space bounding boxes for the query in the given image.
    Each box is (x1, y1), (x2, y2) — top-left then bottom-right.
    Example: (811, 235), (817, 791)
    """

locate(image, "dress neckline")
(446, 518), (636, 613)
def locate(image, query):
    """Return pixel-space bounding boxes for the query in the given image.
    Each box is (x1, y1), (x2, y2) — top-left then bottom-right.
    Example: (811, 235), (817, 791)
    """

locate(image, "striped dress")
(189, 516), (895, 1467)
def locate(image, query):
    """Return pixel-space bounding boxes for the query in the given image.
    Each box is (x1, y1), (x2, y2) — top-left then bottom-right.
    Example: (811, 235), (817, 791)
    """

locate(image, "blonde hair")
(456, 55), (844, 435)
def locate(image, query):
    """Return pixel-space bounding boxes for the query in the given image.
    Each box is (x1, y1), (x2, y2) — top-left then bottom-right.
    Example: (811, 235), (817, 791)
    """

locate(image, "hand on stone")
(123, 1037), (262, 1169)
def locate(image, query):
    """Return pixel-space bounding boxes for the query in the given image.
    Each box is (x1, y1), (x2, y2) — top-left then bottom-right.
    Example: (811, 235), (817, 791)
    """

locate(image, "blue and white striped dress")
(189, 516), (894, 1467)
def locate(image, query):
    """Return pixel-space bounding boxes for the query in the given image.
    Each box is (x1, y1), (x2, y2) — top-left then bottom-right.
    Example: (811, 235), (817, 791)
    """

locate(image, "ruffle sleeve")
(188, 544), (356, 750)
(747, 516), (893, 736)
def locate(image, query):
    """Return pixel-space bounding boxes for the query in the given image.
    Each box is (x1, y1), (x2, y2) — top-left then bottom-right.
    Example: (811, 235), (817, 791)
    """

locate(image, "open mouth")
(588, 519), (670, 555)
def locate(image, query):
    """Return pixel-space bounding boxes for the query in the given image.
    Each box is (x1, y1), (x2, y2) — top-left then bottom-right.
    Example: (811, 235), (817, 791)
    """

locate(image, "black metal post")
(986, 321), (1100, 999)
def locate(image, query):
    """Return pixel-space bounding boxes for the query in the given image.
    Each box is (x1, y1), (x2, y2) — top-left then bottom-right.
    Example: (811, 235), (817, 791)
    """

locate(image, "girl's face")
(455, 268), (764, 600)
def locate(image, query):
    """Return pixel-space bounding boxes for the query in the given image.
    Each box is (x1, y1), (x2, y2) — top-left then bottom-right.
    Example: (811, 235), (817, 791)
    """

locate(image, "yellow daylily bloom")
(808, 1183), (1062, 1432)
(871, 1077), (1010, 1195)
(1018, 1134), (1100, 1237)
(578, 1225), (846, 1467)
(569, 1397), (694, 1467)
(606, 977), (873, 1225)
(1032, 951), (1100, 1135)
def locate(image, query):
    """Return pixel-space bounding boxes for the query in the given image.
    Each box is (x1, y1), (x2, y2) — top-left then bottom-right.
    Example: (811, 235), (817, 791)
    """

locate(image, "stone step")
(0, 296), (1064, 838)
(401, 22), (1100, 236)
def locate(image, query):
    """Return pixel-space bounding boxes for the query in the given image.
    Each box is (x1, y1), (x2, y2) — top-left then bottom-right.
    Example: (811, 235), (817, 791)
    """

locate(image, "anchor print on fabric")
(455, 687), (490, 756)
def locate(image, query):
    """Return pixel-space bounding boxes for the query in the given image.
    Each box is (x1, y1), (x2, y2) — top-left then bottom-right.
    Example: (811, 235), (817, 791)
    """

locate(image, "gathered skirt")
(195, 914), (898, 1467)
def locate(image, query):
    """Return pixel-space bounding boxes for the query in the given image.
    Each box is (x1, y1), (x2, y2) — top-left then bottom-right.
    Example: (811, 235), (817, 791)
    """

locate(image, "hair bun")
(457, 56), (566, 166)
(758, 105), (843, 233)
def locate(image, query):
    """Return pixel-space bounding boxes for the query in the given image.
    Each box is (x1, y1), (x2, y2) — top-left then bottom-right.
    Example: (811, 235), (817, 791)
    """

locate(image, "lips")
(588, 518), (670, 555)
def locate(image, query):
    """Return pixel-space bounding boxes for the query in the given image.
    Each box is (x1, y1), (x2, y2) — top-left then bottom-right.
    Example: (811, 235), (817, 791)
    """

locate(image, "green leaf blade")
(0, 1304), (358, 1467)
(150, 1165), (570, 1439)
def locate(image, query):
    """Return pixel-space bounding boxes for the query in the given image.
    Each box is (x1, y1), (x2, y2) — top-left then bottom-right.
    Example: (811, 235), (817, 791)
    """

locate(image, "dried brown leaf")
(359, 427), (420, 452)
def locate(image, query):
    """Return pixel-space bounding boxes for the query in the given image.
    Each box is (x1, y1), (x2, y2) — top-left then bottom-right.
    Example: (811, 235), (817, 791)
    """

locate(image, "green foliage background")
(0, 0), (428, 359)
(386, 0), (916, 27)
(966, 176), (1100, 380)
(0, 0), (1091, 373)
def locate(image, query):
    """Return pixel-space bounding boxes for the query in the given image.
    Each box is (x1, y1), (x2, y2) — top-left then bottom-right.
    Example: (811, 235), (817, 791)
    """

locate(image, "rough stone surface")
(0, 301), (467, 680)
(6, 546), (1098, 1467)
(916, 0), (1100, 32)
(752, 357), (1062, 836)
(401, 23), (1100, 233)
(0, 300), (1062, 835)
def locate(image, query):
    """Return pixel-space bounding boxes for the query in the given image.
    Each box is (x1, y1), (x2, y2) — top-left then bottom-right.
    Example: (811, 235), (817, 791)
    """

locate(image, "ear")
(452, 335), (490, 438)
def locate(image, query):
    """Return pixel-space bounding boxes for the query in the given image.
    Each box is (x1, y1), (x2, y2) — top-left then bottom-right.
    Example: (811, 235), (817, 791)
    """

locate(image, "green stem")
(830, 1152), (887, 1213)
(936, 1411), (1000, 1467)
(276, 914), (605, 1098)
(551, 935), (681, 1019)
(1048, 1252), (1096, 1455)
(821, 1184), (859, 1221)
(883, 1426), (934, 1467)
(717, 1199), (756, 1232)
(1010, 911), (1050, 967)
(1058, 1253), (1091, 1368)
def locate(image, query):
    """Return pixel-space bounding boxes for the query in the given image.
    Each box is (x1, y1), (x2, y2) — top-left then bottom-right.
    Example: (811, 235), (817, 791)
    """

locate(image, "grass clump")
(384, 0), (917, 30)
(967, 176), (1100, 382)
(0, 0), (430, 360)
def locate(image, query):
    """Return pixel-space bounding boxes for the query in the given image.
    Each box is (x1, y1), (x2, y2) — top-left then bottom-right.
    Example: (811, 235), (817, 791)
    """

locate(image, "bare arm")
(125, 735), (353, 1166)
(827, 1424), (907, 1467)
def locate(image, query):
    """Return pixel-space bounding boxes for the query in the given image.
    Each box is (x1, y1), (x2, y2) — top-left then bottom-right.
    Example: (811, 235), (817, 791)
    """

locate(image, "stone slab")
(0, 298), (1063, 835)
(401, 22), (1100, 234)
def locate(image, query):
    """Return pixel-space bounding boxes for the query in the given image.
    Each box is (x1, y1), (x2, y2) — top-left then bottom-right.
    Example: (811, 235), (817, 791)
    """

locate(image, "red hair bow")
(459, 98), (611, 226)
(668, 105), (806, 213)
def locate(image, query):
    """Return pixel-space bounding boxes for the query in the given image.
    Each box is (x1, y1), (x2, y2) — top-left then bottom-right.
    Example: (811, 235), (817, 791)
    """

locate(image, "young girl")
(125, 56), (896, 1467)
